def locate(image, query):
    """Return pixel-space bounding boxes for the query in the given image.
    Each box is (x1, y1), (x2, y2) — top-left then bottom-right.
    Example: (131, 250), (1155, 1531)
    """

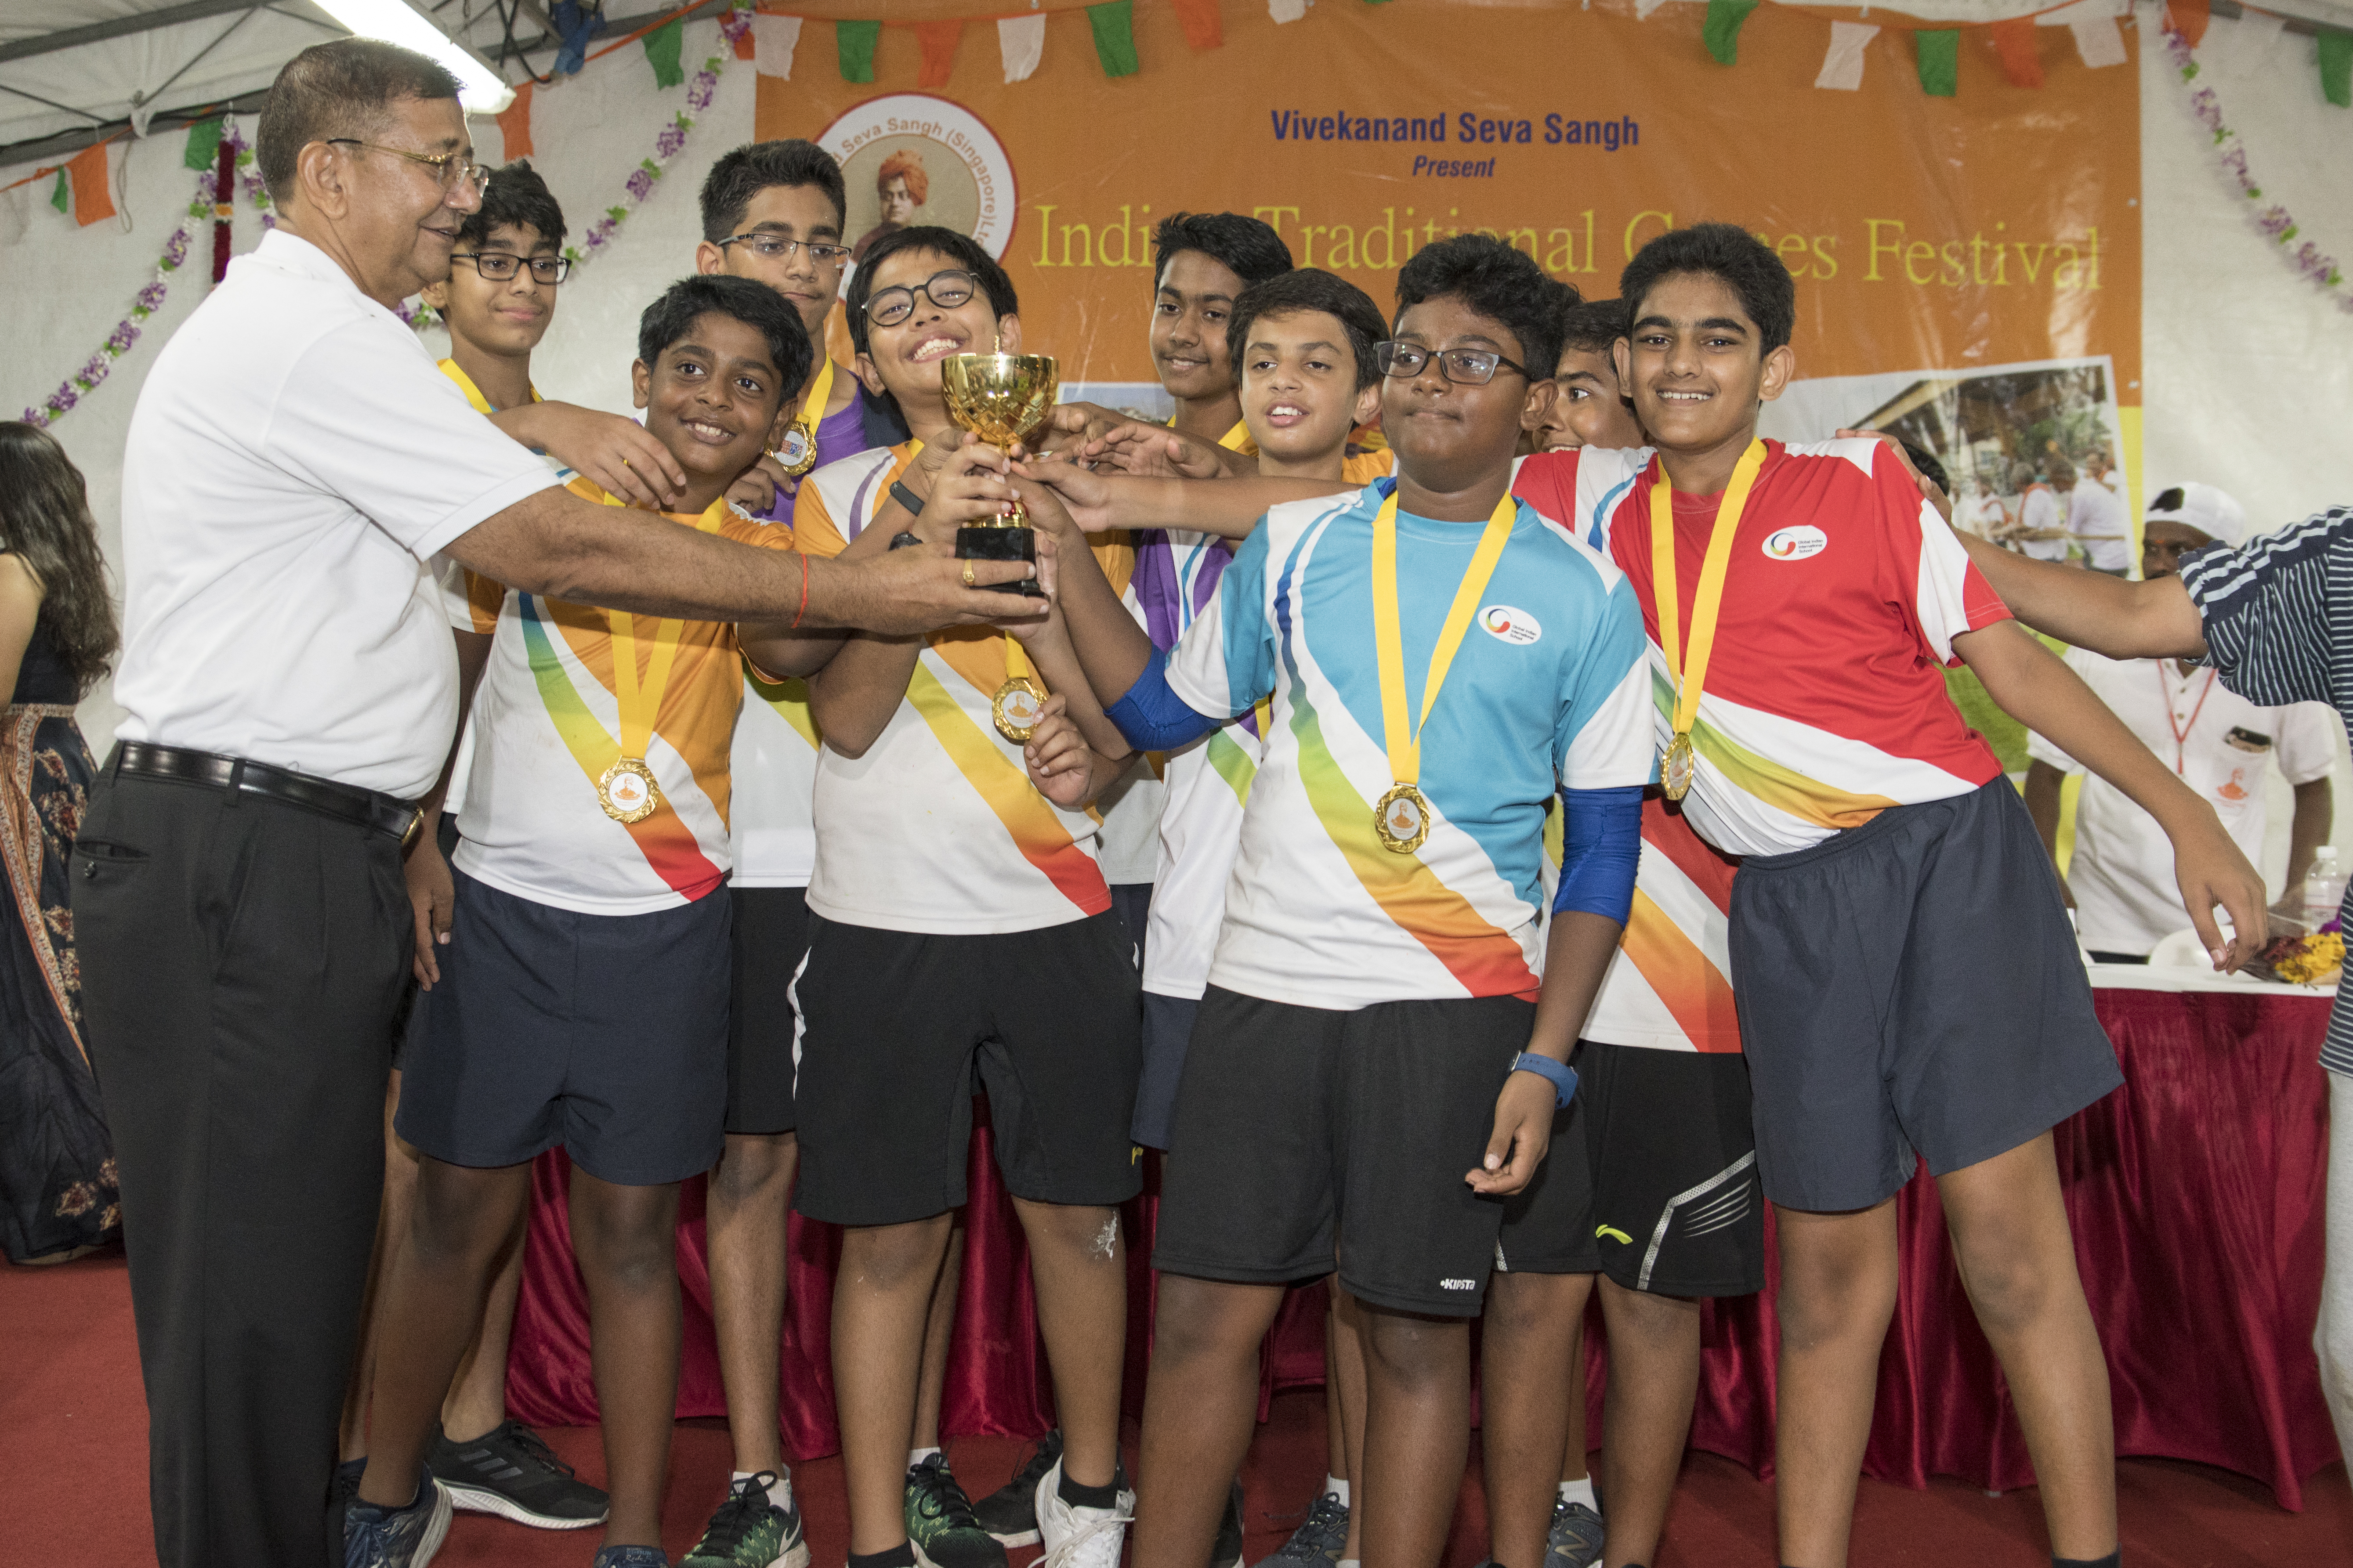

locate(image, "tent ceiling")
(5, 0), (2352, 168)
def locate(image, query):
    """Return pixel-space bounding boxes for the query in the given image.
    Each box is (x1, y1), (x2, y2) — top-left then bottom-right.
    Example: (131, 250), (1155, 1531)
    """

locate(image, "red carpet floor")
(8, 1247), (2351, 1567)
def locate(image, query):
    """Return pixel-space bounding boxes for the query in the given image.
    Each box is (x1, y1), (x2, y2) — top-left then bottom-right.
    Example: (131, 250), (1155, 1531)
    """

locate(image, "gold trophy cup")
(941, 352), (1057, 597)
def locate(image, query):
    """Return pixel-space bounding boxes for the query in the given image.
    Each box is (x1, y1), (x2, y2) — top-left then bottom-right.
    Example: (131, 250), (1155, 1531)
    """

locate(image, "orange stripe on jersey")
(1617, 886), (1742, 1052)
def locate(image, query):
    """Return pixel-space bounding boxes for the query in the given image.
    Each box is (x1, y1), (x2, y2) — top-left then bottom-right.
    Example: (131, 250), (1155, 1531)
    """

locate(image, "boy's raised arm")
(1955, 618), (2264, 968)
(1023, 459), (1350, 542)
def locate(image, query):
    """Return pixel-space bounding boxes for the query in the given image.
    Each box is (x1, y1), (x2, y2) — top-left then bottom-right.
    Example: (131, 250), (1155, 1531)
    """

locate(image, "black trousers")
(73, 768), (410, 1568)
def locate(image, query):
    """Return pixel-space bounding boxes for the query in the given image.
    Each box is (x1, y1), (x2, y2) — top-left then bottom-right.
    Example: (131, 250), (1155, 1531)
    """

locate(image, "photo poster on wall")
(761, 0), (2140, 488)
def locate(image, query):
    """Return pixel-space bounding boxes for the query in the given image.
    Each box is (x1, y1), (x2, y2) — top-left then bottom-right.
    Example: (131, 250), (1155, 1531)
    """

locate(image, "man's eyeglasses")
(717, 232), (851, 267)
(862, 269), (978, 327)
(1373, 340), (1532, 387)
(453, 251), (572, 285)
(324, 139), (490, 198)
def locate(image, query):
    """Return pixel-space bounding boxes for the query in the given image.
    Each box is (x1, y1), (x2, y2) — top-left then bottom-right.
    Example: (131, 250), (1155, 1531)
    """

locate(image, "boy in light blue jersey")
(1035, 235), (1654, 1568)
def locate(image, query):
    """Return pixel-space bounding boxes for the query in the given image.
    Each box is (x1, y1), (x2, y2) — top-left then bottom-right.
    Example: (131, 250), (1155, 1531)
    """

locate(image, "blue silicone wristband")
(1510, 1051), (1578, 1109)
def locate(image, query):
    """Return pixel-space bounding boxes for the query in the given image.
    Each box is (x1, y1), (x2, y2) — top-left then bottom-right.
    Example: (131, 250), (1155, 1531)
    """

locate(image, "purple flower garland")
(22, 122), (273, 427)
(2162, 18), (2352, 310)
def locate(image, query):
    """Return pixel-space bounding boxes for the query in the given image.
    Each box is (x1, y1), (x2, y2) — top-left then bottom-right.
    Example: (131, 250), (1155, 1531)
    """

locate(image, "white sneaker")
(1033, 1455), (1133, 1568)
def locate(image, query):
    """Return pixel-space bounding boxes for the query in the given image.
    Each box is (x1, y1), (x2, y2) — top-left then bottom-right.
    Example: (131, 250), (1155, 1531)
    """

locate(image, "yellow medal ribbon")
(591, 491), (732, 821)
(1217, 418), (1253, 454)
(438, 358), (540, 415)
(775, 356), (836, 478)
(1370, 488), (1517, 853)
(1649, 438), (1768, 801)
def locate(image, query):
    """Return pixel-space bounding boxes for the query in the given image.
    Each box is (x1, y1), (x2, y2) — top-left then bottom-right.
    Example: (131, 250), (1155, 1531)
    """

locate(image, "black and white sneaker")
(973, 1429), (1061, 1546)
(344, 1473), (452, 1568)
(1543, 1497), (1605, 1568)
(426, 1420), (608, 1529)
(1249, 1489), (1348, 1568)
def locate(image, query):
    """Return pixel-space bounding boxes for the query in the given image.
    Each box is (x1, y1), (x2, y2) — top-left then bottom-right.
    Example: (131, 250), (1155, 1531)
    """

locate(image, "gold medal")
(1661, 733), (1696, 802)
(1369, 489), (1517, 855)
(583, 489), (732, 829)
(1648, 439), (1769, 808)
(1374, 781), (1432, 854)
(774, 357), (836, 480)
(993, 676), (1045, 743)
(596, 757), (662, 823)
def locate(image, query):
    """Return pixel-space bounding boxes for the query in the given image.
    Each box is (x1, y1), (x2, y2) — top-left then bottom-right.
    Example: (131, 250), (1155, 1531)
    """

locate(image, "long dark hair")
(0, 423), (119, 697)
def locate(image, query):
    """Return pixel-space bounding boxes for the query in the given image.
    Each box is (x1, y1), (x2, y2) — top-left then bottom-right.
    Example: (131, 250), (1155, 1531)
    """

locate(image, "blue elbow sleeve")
(1553, 786), (1644, 925)
(1105, 647), (1220, 752)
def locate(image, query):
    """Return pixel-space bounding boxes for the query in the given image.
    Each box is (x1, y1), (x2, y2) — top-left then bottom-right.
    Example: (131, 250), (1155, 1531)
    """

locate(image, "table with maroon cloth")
(503, 976), (2342, 1510)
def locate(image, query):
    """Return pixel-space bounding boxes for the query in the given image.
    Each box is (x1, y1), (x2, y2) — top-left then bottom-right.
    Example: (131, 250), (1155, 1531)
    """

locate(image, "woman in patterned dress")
(0, 422), (121, 1263)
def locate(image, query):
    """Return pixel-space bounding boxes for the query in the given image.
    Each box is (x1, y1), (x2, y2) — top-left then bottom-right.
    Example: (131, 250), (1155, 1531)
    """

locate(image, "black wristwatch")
(888, 531), (923, 551)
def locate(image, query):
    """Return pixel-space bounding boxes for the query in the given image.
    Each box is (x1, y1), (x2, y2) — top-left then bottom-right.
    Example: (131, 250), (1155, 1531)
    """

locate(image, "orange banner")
(758, 0), (2137, 434)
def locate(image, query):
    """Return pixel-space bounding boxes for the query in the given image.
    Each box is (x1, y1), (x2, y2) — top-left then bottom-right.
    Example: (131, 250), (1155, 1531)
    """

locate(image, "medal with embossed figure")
(994, 637), (1046, 744)
(771, 358), (833, 479)
(1649, 439), (1767, 802)
(597, 756), (662, 824)
(1370, 488), (1517, 853)
(586, 492), (731, 825)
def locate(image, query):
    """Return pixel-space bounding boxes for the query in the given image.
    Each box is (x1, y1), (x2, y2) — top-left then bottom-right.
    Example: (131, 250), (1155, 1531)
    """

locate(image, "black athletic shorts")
(398, 869), (730, 1186)
(726, 885), (811, 1135)
(1498, 1043), (1763, 1296)
(1110, 882), (1151, 968)
(1153, 986), (1533, 1318)
(1132, 991), (1198, 1151)
(1729, 778), (2124, 1212)
(791, 911), (1144, 1227)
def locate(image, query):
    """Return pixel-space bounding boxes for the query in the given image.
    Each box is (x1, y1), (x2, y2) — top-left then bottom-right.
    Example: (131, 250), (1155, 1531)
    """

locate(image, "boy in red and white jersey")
(1513, 223), (2266, 1568)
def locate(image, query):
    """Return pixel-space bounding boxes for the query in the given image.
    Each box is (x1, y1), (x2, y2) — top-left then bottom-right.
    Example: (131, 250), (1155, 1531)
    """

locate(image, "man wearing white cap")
(2024, 482), (2336, 961)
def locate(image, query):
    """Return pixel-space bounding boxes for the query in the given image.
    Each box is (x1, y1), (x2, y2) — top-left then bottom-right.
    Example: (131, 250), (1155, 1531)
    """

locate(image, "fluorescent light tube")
(310, 0), (517, 114)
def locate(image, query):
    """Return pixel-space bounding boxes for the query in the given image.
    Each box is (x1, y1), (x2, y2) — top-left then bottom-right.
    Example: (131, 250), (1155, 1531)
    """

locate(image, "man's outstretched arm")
(446, 485), (1035, 635)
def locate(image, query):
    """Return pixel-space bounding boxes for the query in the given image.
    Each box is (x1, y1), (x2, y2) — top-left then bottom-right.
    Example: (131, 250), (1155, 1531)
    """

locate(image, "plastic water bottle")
(2302, 845), (2347, 933)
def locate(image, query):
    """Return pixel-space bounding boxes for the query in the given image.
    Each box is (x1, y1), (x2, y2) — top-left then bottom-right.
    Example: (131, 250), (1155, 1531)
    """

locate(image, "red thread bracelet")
(791, 549), (811, 629)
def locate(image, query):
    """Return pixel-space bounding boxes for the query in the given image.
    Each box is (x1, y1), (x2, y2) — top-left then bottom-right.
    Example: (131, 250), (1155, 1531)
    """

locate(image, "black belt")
(112, 742), (424, 846)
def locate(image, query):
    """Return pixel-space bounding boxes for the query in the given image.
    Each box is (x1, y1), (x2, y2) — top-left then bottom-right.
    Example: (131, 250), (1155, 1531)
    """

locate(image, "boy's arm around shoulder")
(1960, 532), (2207, 661)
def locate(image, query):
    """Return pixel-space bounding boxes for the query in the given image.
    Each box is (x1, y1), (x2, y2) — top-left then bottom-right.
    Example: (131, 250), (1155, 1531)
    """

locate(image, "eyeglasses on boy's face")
(1374, 340), (1532, 387)
(717, 232), (852, 267)
(452, 251), (572, 285)
(324, 138), (490, 199)
(862, 269), (979, 327)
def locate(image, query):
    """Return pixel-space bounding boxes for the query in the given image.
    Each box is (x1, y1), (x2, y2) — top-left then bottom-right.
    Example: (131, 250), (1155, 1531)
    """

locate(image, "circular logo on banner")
(1762, 525), (1828, 561)
(818, 95), (1018, 274)
(1479, 605), (1542, 645)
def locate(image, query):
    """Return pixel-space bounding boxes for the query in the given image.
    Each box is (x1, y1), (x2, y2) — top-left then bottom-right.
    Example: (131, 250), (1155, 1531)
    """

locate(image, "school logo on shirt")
(1762, 525), (1828, 561)
(1479, 605), (1542, 646)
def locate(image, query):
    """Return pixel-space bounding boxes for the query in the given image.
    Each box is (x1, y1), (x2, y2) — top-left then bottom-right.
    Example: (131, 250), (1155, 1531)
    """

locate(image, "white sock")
(1325, 1476), (1349, 1507)
(1557, 1476), (1598, 1513)
(909, 1446), (943, 1470)
(733, 1469), (795, 1511)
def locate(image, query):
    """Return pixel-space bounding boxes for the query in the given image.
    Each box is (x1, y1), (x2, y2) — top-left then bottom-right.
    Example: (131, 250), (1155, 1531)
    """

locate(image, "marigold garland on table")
(22, 122), (272, 428)
(2162, 16), (2353, 311)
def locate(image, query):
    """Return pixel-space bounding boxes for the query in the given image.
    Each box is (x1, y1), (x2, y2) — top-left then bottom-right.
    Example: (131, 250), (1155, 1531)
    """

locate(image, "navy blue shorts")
(1729, 779), (2123, 1212)
(397, 868), (730, 1186)
(1132, 991), (1198, 1150)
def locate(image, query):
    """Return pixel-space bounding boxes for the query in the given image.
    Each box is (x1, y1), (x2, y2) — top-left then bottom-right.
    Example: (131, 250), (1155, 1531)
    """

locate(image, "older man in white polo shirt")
(72, 39), (1033, 1568)
(2024, 482), (2337, 960)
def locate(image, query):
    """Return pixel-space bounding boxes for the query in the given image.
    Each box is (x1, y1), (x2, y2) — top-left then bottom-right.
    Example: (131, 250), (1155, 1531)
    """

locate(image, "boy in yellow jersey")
(764, 224), (1144, 1568)
(682, 137), (908, 1568)
(351, 275), (812, 1568)
(337, 157), (612, 1539)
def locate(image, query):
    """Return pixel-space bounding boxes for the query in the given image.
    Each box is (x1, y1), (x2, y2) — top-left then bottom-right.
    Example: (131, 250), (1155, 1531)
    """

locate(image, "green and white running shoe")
(680, 1471), (809, 1568)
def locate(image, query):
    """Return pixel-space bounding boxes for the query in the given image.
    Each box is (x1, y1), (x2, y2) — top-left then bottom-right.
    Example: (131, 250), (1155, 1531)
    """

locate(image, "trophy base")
(956, 524), (1046, 597)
